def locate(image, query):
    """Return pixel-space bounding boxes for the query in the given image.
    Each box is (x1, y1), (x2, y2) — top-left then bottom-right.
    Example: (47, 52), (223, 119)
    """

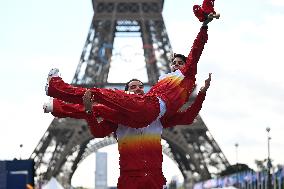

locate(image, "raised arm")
(181, 0), (220, 78)
(180, 26), (208, 79)
(162, 73), (211, 128)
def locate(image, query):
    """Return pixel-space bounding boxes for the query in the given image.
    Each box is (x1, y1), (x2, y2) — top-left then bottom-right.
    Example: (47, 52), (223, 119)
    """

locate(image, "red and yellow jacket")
(51, 91), (206, 173)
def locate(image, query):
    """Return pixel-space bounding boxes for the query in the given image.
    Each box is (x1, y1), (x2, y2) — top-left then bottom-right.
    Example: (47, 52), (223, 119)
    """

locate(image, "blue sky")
(1, 0), (284, 188)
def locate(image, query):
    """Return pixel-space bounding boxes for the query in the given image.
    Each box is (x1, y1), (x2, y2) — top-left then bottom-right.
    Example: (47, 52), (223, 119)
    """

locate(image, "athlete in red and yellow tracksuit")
(46, 0), (219, 128)
(47, 90), (207, 189)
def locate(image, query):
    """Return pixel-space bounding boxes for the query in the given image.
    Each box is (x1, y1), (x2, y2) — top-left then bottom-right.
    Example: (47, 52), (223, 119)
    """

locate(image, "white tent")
(42, 177), (65, 189)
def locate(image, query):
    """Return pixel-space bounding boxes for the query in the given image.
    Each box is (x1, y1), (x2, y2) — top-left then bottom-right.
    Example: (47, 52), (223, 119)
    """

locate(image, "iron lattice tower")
(30, 0), (230, 188)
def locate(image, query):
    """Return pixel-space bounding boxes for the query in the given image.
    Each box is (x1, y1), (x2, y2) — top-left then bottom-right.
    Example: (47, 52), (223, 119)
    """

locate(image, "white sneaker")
(43, 98), (53, 113)
(45, 68), (60, 95)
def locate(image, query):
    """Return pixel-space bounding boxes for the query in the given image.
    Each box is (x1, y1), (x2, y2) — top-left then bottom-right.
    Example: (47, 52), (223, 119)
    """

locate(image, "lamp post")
(235, 143), (239, 164)
(19, 144), (23, 160)
(235, 143), (240, 188)
(266, 127), (272, 189)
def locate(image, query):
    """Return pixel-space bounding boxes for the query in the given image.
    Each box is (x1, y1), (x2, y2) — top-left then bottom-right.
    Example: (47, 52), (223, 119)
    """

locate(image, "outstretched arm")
(162, 73), (211, 128)
(182, 0), (220, 78)
(180, 26), (208, 80)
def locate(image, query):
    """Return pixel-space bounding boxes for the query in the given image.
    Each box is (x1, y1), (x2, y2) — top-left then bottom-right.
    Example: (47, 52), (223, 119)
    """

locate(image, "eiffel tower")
(30, 0), (230, 188)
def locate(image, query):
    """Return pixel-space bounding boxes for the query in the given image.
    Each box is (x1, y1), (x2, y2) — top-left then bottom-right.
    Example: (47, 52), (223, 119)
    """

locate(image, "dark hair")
(171, 53), (186, 63)
(124, 79), (144, 91)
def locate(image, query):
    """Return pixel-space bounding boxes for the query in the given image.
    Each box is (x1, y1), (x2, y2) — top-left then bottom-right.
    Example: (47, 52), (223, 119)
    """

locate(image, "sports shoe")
(45, 68), (60, 95)
(43, 98), (53, 113)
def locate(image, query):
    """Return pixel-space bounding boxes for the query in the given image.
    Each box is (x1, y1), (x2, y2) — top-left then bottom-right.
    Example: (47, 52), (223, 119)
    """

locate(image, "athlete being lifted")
(45, 0), (219, 128)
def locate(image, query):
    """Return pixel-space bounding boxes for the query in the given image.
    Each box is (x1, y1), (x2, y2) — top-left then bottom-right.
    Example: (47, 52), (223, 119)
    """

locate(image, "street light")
(235, 143), (240, 188)
(266, 127), (272, 189)
(235, 143), (239, 164)
(19, 144), (23, 160)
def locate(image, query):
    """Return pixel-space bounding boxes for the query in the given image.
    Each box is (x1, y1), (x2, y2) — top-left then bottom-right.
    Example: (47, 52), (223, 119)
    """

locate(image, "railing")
(194, 166), (284, 189)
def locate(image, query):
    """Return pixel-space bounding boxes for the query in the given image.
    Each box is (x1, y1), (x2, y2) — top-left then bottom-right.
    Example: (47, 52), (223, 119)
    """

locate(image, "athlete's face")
(127, 81), (144, 95)
(171, 57), (185, 72)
